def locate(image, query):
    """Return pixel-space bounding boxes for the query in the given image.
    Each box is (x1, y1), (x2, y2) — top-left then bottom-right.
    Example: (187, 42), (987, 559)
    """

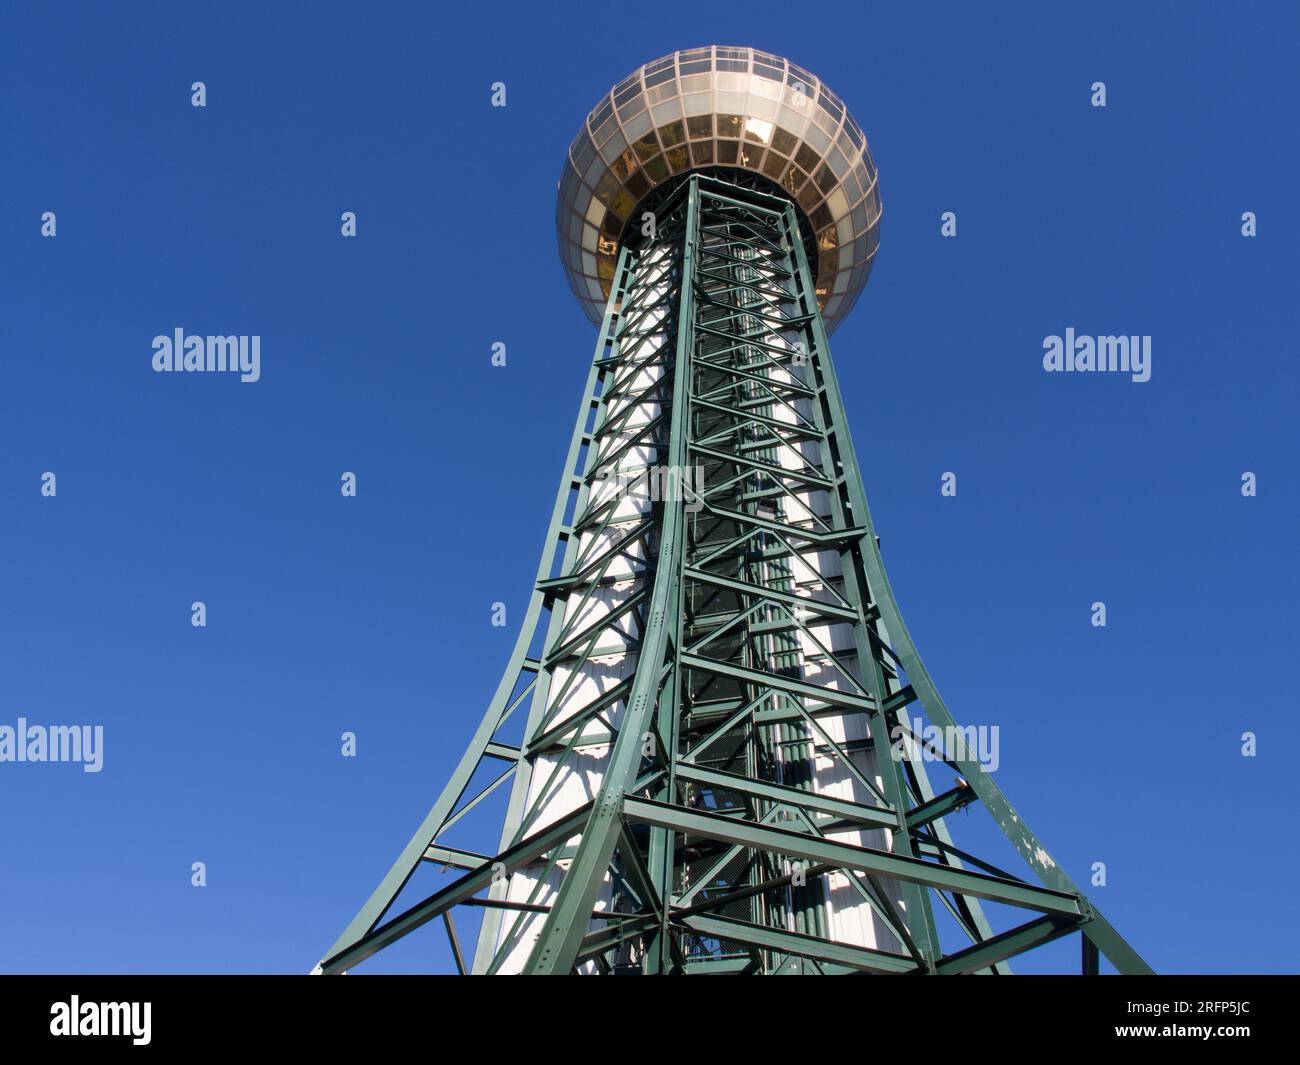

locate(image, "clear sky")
(1, 1), (1296, 974)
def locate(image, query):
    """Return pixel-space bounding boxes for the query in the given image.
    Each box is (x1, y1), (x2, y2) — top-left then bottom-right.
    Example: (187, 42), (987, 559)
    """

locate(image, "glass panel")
(643, 154), (669, 182)
(787, 63), (814, 87)
(632, 131), (660, 161)
(590, 97), (614, 130)
(598, 128), (628, 163)
(594, 171), (621, 207)
(574, 134), (597, 172)
(610, 187), (636, 219)
(617, 94), (646, 121)
(827, 146), (849, 179)
(794, 143), (820, 173)
(612, 146), (638, 180)
(842, 168), (863, 204)
(817, 86), (843, 121)
(658, 119), (686, 147)
(645, 65), (676, 88)
(686, 115), (713, 140)
(804, 121), (831, 153)
(648, 82), (679, 106)
(622, 109), (652, 140)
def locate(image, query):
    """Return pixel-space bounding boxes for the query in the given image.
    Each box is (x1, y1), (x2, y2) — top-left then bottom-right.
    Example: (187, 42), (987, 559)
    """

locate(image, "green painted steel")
(318, 173), (1151, 976)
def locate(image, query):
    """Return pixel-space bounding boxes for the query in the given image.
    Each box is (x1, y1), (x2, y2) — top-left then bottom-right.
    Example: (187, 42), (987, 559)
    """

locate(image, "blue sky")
(0, 1), (1296, 974)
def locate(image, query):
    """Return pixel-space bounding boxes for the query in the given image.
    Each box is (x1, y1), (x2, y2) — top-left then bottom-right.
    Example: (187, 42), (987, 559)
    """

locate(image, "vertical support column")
(524, 178), (702, 976)
(780, 200), (941, 969)
(321, 250), (636, 974)
(1082, 932), (1100, 975)
(469, 249), (639, 973)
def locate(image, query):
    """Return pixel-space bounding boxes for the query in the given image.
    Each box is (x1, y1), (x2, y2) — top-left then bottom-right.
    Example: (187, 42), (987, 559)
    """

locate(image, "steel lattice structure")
(319, 51), (1150, 977)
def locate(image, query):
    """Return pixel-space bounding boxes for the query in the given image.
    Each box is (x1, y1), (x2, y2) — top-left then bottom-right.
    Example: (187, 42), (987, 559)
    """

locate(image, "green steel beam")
(623, 796), (1085, 917)
(672, 762), (897, 831)
(934, 914), (1083, 975)
(906, 780), (978, 830)
(678, 913), (916, 974)
(521, 180), (703, 976)
(320, 804), (591, 974)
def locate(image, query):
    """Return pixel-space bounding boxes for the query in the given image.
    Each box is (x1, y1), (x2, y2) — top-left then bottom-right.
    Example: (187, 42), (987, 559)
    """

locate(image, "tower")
(318, 46), (1150, 976)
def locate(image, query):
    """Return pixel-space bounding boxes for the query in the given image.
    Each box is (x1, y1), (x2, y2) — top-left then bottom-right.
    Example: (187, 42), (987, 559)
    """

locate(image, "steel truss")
(319, 175), (1151, 976)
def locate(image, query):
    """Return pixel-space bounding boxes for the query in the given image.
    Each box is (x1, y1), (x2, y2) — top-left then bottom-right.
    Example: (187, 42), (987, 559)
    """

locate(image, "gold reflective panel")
(794, 142), (820, 174)
(743, 117), (773, 144)
(797, 182), (821, 214)
(632, 132), (659, 161)
(610, 188), (636, 220)
(658, 120), (686, 147)
(643, 154), (669, 183)
(686, 115), (713, 140)
(556, 46), (881, 334)
(613, 147), (638, 181)
(593, 171), (621, 208)
(717, 114), (743, 138)
(761, 151), (786, 180)
(772, 126), (797, 156)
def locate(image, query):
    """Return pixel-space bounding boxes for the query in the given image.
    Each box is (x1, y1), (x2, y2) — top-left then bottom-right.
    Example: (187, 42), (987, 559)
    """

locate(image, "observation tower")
(319, 46), (1150, 976)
